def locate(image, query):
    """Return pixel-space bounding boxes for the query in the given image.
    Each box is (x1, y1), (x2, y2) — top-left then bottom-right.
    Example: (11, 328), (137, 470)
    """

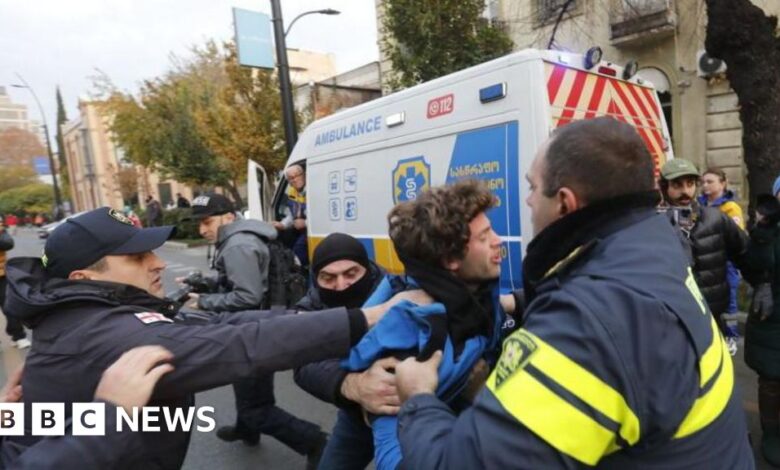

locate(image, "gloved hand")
(750, 283), (774, 321)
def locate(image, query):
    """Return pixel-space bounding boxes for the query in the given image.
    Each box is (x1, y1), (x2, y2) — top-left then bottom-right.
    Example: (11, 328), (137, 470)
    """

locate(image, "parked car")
(37, 212), (88, 239)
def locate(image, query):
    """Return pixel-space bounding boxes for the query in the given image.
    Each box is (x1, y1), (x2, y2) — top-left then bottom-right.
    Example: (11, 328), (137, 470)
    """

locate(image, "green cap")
(661, 158), (700, 180)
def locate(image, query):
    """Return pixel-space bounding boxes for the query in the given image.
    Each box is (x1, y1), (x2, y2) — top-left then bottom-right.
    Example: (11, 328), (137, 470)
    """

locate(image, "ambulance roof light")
(479, 83), (507, 103)
(584, 47), (602, 70)
(598, 65), (617, 77)
(623, 60), (639, 80)
(386, 112), (405, 128)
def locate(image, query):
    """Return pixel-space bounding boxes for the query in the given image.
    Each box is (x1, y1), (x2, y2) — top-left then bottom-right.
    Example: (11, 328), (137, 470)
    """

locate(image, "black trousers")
(232, 372), (322, 454)
(0, 276), (25, 341)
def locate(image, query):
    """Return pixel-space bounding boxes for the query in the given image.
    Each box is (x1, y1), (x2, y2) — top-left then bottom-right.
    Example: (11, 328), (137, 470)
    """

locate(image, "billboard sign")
(233, 7), (274, 70)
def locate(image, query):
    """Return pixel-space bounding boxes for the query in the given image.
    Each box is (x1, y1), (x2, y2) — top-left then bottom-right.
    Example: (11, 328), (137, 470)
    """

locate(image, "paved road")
(0, 227), (774, 468)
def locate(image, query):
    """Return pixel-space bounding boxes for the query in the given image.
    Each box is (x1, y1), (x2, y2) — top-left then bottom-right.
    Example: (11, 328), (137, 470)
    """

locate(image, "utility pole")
(269, 0), (297, 156)
(12, 75), (64, 220)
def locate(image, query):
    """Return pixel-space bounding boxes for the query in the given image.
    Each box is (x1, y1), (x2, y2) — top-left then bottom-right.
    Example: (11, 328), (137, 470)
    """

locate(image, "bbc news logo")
(0, 404), (216, 436)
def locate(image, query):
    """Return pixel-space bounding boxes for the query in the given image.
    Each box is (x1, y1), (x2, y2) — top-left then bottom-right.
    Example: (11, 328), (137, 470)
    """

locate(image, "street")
(0, 227), (773, 468)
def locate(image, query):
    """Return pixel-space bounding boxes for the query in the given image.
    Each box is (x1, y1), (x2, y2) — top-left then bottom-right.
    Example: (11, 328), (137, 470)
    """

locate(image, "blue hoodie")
(342, 275), (505, 470)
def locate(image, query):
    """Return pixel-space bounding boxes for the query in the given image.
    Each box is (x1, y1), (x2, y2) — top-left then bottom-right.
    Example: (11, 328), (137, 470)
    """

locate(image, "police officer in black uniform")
(394, 118), (754, 469)
(1, 207), (419, 469)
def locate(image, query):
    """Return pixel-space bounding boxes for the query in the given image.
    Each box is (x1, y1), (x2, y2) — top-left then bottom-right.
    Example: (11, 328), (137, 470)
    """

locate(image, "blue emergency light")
(479, 83), (506, 103)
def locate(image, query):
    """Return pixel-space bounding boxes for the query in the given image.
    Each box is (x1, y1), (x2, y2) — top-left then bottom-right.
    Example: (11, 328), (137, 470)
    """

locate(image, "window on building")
(658, 91), (672, 141)
(537, 0), (577, 24)
(158, 183), (173, 208)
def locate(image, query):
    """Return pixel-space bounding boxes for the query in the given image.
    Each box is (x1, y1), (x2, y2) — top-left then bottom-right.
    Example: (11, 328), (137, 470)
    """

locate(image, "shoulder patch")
(134, 312), (173, 324)
(495, 330), (538, 388)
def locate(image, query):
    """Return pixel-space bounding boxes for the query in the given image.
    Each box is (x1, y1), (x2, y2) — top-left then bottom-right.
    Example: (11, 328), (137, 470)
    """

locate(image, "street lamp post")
(269, 1), (340, 157)
(11, 74), (64, 220)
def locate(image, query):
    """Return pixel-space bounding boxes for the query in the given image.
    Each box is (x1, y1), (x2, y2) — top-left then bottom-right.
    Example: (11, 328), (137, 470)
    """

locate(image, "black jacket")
(398, 196), (752, 469)
(684, 205), (749, 315)
(2, 257), (367, 469)
(293, 261), (385, 406)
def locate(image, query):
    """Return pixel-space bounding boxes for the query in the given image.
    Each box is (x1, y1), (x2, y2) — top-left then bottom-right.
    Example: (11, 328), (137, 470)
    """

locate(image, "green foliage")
(161, 208), (200, 240)
(381, 0), (514, 90)
(94, 40), (288, 208)
(0, 184), (55, 215)
(0, 165), (38, 193)
(55, 87), (71, 202)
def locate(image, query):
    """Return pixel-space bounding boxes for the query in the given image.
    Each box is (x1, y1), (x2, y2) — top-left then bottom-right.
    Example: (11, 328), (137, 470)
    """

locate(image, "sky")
(0, 0), (379, 141)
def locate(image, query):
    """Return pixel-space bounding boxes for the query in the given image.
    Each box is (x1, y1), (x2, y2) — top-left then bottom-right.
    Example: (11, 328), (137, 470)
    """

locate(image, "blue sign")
(33, 156), (51, 175)
(233, 7), (274, 70)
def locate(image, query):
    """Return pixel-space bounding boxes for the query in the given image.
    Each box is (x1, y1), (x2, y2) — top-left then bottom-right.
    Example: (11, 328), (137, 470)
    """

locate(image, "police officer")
(1, 346), (175, 469)
(187, 193), (327, 464)
(2, 207), (421, 469)
(394, 117), (753, 468)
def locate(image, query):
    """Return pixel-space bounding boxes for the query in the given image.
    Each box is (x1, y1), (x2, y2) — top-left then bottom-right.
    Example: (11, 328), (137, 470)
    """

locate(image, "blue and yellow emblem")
(392, 156), (431, 204)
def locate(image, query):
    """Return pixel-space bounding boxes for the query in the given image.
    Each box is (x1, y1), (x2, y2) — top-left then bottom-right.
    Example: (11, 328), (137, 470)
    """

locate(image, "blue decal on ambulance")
(446, 122), (522, 291)
(392, 156), (431, 204)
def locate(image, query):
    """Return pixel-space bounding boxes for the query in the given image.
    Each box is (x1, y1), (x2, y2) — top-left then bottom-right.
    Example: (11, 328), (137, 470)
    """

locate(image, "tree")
(191, 43), (288, 193)
(95, 40), (287, 207)
(0, 165), (38, 193)
(0, 128), (46, 167)
(0, 183), (54, 216)
(705, 0), (780, 206)
(381, 0), (514, 90)
(55, 86), (71, 203)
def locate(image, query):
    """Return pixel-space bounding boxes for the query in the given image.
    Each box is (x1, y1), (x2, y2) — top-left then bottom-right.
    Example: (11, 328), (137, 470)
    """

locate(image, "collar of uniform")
(523, 191), (660, 301)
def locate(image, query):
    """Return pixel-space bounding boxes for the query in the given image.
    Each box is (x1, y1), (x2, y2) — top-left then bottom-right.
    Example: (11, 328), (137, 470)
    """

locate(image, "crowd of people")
(0, 117), (779, 468)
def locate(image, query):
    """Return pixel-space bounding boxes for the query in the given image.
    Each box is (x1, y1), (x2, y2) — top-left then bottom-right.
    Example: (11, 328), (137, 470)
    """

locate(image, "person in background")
(659, 158), (748, 355)
(0, 216), (30, 349)
(123, 206), (142, 228)
(187, 193), (328, 468)
(144, 195), (163, 227)
(5, 214), (17, 236)
(273, 164), (308, 267)
(700, 167), (745, 323)
(176, 193), (191, 208)
(743, 175), (780, 465)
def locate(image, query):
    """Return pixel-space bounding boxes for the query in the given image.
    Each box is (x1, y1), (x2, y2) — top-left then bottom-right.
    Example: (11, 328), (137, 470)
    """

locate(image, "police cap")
(43, 207), (175, 278)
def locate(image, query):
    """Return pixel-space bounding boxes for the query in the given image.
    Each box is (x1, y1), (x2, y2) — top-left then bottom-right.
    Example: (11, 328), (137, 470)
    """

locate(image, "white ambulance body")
(260, 48), (673, 293)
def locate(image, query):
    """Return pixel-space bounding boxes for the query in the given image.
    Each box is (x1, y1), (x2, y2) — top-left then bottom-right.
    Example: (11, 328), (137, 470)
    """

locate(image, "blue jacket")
(396, 210), (753, 469)
(342, 275), (505, 470)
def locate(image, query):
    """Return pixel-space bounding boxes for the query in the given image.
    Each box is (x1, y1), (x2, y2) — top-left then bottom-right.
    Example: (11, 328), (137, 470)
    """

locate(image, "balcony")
(610, 0), (676, 47)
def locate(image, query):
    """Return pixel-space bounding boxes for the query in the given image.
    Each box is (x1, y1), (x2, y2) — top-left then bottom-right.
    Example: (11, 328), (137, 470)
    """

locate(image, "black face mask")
(318, 270), (375, 309)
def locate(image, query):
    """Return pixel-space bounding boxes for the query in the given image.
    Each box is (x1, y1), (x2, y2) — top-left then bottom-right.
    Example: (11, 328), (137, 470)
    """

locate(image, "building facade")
(0, 86), (46, 146)
(294, 62), (382, 120)
(61, 101), (194, 213)
(374, 0), (780, 199)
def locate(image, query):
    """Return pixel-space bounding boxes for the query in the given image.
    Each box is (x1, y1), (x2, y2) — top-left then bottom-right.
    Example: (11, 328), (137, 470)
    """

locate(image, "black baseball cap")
(43, 207), (176, 278)
(189, 193), (235, 220)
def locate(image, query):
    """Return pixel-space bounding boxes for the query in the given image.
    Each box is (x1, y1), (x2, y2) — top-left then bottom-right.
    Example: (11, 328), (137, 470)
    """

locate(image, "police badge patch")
(495, 330), (538, 388)
(108, 209), (134, 226)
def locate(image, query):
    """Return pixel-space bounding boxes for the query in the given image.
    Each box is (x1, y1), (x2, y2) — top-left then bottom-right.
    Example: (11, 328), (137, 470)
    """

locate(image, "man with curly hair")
(338, 178), (507, 470)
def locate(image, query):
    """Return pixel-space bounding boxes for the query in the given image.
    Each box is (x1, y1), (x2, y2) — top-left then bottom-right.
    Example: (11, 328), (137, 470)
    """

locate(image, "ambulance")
(250, 48), (674, 293)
